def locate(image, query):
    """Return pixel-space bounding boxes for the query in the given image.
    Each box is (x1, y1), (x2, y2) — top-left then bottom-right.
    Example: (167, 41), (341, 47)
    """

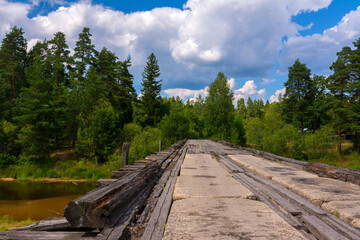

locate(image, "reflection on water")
(0, 181), (95, 220)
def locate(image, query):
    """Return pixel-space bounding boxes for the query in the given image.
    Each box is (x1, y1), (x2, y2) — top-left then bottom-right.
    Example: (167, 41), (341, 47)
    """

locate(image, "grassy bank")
(0, 215), (35, 231)
(247, 141), (360, 170)
(0, 157), (120, 181)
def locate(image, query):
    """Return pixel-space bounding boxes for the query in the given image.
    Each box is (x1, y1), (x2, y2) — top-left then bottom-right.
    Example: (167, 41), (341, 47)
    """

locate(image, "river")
(0, 180), (95, 221)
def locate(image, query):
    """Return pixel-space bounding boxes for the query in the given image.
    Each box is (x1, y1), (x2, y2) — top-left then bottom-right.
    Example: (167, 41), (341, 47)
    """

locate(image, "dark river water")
(0, 181), (95, 220)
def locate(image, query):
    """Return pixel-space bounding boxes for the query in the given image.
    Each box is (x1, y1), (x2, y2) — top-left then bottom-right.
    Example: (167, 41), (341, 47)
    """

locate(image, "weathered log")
(141, 148), (187, 240)
(122, 143), (130, 168)
(14, 218), (73, 232)
(0, 230), (96, 240)
(96, 179), (117, 187)
(64, 160), (162, 229)
(110, 170), (132, 179)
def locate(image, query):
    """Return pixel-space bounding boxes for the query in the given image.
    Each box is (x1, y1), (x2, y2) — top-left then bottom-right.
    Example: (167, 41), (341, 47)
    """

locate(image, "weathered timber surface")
(219, 140), (360, 186)
(14, 218), (72, 232)
(96, 179), (117, 187)
(140, 148), (187, 240)
(0, 230), (97, 240)
(64, 160), (162, 229)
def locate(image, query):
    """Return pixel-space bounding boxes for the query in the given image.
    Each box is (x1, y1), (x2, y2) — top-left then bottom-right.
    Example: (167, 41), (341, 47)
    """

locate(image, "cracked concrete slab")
(164, 149), (305, 239)
(229, 154), (360, 228)
(163, 198), (306, 240)
(174, 154), (254, 200)
(322, 201), (360, 228)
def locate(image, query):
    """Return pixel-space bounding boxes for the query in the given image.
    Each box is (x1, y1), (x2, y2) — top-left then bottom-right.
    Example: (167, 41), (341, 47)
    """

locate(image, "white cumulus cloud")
(279, 6), (360, 75)
(270, 88), (286, 103)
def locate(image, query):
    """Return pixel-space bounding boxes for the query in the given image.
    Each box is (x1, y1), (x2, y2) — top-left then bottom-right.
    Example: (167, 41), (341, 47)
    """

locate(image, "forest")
(0, 26), (359, 179)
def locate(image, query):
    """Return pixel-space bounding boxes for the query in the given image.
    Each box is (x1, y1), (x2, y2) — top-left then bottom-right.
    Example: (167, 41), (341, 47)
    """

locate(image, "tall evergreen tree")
(48, 32), (72, 149)
(327, 47), (352, 151)
(74, 27), (96, 82)
(138, 53), (162, 127)
(0, 26), (27, 121)
(283, 59), (315, 135)
(348, 39), (360, 151)
(204, 72), (234, 140)
(48, 32), (72, 95)
(15, 56), (54, 161)
(117, 59), (137, 123)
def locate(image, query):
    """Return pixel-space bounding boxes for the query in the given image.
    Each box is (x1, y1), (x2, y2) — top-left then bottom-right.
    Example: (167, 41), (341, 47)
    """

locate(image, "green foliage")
(0, 215), (35, 231)
(0, 154), (16, 168)
(123, 123), (141, 143)
(0, 26), (27, 102)
(137, 53), (162, 127)
(159, 111), (190, 143)
(245, 104), (298, 156)
(231, 114), (246, 146)
(129, 127), (162, 164)
(204, 72), (234, 140)
(77, 99), (121, 163)
(304, 125), (336, 159)
(282, 59), (315, 134)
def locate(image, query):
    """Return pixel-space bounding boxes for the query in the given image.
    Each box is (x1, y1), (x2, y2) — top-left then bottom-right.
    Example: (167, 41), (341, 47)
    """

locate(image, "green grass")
(247, 140), (360, 170)
(0, 154), (121, 180)
(0, 215), (35, 231)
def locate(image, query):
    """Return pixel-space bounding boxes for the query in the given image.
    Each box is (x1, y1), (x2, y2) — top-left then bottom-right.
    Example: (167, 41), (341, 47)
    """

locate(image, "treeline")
(0, 26), (359, 172)
(241, 38), (360, 163)
(0, 26), (242, 170)
(0, 26), (170, 168)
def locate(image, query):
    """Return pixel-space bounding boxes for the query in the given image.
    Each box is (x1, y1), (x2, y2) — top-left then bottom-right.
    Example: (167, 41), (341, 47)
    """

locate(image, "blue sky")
(1, 0), (360, 103)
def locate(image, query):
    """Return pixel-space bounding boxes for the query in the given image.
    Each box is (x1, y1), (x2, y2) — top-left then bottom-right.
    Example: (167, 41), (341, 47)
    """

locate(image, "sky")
(1, 0), (360, 104)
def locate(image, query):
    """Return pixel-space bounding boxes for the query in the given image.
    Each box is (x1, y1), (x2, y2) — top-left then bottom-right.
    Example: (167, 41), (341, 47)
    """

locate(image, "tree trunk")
(337, 128), (342, 152)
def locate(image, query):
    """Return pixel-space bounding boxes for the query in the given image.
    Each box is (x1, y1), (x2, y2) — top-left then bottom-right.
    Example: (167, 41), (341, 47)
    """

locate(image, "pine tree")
(327, 47), (352, 151)
(138, 53), (162, 127)
(204, 72), (234, 140)
(48, 32), (72, 149)
(348, 39), (360, 151)
(15, 56), (54, 161)
(0, 26), (27, 120)
(283, 59), (315, 135)
(74, 27), (96, 82)
(117, 59), (137, 123)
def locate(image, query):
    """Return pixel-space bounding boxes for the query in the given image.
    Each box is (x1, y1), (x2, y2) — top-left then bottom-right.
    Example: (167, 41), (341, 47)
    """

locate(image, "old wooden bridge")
(2, 140), (360, 239)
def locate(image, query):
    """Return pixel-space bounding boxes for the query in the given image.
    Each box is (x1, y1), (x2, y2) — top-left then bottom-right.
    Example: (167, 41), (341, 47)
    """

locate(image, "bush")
(159, 111), (190, 143)
(305, 125), (336, 159)
(0, 154), (16, 168)
(129, 127), (162, 164)
(231, 115), (246, 146)
(123, 123), (141, 143)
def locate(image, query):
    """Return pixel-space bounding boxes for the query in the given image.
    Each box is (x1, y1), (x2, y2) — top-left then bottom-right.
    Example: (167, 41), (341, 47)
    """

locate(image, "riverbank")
(0, 215), (35, 231)
(0, 177), (89, 183)
(0, 157), (119, 181)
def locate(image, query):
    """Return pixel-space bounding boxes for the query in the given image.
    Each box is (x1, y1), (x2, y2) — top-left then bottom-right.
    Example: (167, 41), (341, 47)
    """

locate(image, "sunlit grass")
(0, 215), (35, 231)
(0, 153), (121, 180)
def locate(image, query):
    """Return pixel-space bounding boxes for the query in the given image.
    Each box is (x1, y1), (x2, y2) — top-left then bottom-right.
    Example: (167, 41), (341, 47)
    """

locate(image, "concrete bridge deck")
(163, 140), (360, 239)
(1, 139), (360, 239)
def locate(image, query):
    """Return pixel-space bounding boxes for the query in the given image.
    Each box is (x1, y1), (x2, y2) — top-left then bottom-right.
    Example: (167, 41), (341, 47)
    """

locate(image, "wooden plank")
(232, 173), (303, 229)
(245, 171), (327, 216)
(96, 179), (117, 187)
(141, 148), (187, 240)
(122, 143), (130, 168)
(0, 231), (96, 240)
(301, 214), (348, 240)
(110, 170), (131, 179)
(14, 218), (72, 232)
(324, 214), (360, 239)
